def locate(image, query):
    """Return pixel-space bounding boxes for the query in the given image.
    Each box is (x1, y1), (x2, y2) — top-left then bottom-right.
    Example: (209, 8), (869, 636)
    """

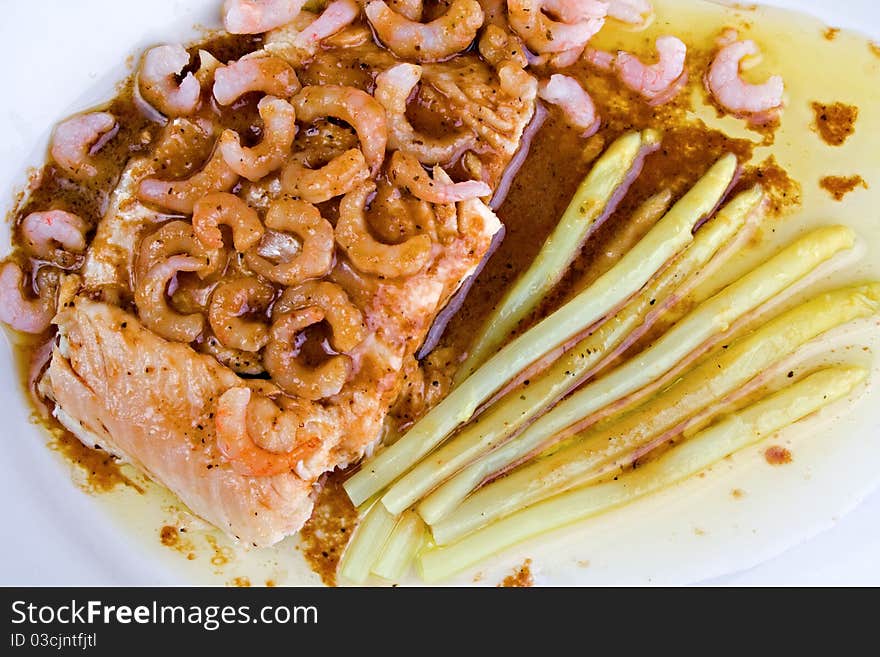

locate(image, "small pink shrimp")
(20, 210), (88, 264)
(389, 151), (491, 203)
(335, 182), (433, 278)
(364, 0), (485, 63)
(293, 85), (388, 175)
(213, 55), (300, 105)
(138, 45), (201, 117)
(542, 0), (608, 23)
(615, 35), (687, 105)
(219, 96), (297, 181)
(281, 148), (370, 203)
(244, 198), (335, 286)
(290, 0), (359, 50)
(138, 144), (240, 214)
(208, 277), (274, 352)
(134, 255), (207, 342)
(706, 31), (784, 121)
(0, 262), (55, 334)
(584, 46), (615, 70)
(374, 63), (477, 165)
(264, 307), (352, 400)
(215, 386), (321, 477)
(222, 0), (307, 34)
(192, 192), (264, 252)
(508, 0), (606, 55)
(538, 74), (600, 134)
(606, 0), (653, 26)
(50, 112), (116, 179)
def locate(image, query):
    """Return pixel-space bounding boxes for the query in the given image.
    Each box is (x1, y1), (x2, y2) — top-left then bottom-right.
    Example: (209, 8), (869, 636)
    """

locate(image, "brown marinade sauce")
(298, 471), (359, 587)
(820, 174), (868, 201)
(811, 101), (859, 146)
(764, 445), (793, 465)
(498, 559), (534, 587)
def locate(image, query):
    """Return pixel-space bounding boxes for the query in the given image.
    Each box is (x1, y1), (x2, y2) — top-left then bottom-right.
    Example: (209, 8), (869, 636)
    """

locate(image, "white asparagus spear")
(337, 502), (397, 585)
(418, 366), (867, 582)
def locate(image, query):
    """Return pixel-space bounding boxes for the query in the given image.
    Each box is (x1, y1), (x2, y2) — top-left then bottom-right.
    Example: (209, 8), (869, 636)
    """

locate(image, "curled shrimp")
(266, 280), (366, 398)
(134, 255), (207, 342)
(192, 192), (264, 252)
(293, 85), (388, 175)
(584, 45), (615, 70)
(223, 0), (307, 34)
(208, 277), (274, 352)
(0, 262), (55, 334)
(138, 45), (201, 117)
(370, 179), (440, 244)
(264, 307), (352, 400)
(280, 148), (370, 203)
(215, 386), (321, 477)
(508, 0), (606, 55)
(213, 55), (300, 105)
(706, 31), (784, 121)
(219, 96), (297, 181)
(373, 63), (477, 165)
(538, 74), (600, 134)
(20, 210), (88, 266)
(274, 279), (366, 350)
(364, 0), (484, 63)
(615, 35), (687, 105)
(138, 143), (240, 214)
(244, 199), (334, 286)
(136, 220), (225, 283)
(335, 182), (433, 278)
(607, 0), (653, 26)
(389, 151), (491, 203)
(288, 0), (360, 51)
(50, 112), (116, 179)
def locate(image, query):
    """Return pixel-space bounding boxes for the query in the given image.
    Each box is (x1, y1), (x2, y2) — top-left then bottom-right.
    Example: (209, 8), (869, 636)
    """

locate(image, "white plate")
(1, 0), (878, 586)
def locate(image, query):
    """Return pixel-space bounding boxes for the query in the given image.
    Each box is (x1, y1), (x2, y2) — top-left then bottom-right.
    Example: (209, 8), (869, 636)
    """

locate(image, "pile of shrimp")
(0, 0), (786, 475)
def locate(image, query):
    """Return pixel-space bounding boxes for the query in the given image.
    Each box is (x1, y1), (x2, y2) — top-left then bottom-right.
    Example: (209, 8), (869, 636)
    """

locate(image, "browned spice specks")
(205, 534), (234, 568)
(158, 524), (197, 559)
(229, 577), (251, 587)
(820, 175), (868, 201)
(299, 471), (359, 587)
(499, 559), (534, 587)
(731, 488), (746, 499)
(160, 525), (179, 547)
(738, 155), (802, 217)
(824, 27), (840, 41)
(811, 102), (859, 146)
(764, 445), (793, 465)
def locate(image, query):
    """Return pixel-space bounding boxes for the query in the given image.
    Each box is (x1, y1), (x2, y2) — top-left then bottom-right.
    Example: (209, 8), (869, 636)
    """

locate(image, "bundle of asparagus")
(336, 131), (874, 584)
